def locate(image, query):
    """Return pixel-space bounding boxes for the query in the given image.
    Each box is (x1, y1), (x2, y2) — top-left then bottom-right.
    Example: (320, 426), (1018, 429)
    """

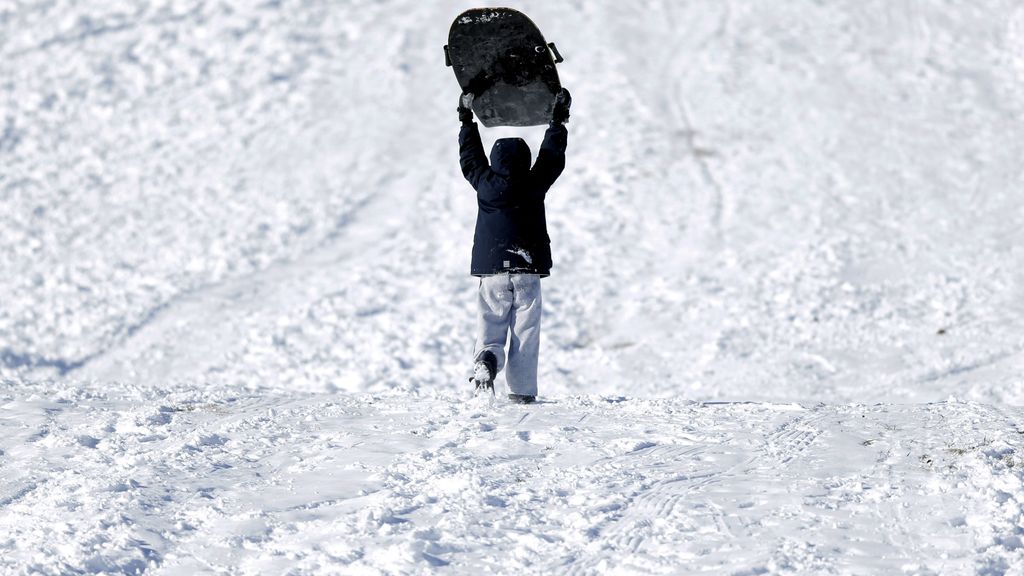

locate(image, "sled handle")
(548, 42), (564, 64)
(444, 45), (452, 67)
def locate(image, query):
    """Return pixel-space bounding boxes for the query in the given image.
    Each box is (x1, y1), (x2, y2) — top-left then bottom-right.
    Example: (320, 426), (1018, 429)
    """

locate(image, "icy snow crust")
(2, 0), (1024, 573)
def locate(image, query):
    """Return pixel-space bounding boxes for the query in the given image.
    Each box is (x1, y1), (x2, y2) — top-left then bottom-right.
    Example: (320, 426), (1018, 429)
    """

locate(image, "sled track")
(760, 409), (830, 465)
(918, 340), (1024, 384)
(562, 437), (755, 575)
(662, 1), (731, 243)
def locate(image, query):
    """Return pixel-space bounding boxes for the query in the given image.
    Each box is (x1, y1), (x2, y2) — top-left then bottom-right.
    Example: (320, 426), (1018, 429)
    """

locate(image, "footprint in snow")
(200, 434), (228, 446)
(188, 434), (229, 449)
(483, 495), (507, 507)
(76, 435), (100, 448)
(147, 411), (173, 426)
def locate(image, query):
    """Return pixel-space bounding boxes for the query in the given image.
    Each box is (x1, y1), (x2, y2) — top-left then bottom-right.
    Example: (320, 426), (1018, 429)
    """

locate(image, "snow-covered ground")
(4, 383), (1023, 574)
(2, 0), (1024, 573)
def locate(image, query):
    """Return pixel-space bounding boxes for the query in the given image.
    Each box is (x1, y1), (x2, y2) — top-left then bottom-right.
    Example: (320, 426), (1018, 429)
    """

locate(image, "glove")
(552, 88), (571, 124)
(458, 92), (475, 124)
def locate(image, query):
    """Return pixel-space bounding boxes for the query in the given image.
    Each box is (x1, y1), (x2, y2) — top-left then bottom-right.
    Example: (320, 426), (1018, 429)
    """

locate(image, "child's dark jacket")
(459, 122), (567, 276)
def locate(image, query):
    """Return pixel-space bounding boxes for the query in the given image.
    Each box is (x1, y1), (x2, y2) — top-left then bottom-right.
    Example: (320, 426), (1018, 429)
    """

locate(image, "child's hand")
(552, 88), (571, 124)
(458, 92), (475, 124)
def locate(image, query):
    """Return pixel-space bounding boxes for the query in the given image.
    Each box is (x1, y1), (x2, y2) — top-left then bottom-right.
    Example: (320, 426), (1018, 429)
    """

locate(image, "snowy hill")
(2, 0), (1024, 573)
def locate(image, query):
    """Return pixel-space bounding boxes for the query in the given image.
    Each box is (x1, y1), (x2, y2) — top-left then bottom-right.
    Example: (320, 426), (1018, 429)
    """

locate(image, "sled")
(445, 8), (564, 127)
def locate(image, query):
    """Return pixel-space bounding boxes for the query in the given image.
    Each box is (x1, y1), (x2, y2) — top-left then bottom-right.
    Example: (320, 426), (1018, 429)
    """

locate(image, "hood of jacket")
(489, 138), (531, 177)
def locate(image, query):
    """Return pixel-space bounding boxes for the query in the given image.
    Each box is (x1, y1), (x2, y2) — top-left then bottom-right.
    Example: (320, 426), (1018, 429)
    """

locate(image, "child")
(457, 88), (571, 403)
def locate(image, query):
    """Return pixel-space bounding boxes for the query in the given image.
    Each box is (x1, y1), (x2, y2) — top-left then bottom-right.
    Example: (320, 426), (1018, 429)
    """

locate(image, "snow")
(2, 0), (1024, 573)
(3, 385), (1023, 573)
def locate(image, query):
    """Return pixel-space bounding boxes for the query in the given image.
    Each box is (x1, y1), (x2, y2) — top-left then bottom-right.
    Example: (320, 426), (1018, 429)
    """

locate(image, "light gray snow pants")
(475, 274), (542, 396)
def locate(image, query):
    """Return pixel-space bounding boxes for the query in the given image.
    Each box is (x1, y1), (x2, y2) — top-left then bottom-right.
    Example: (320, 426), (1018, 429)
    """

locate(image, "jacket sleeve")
(459, 122), (490, 190)
(530, 123), (568, 191)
